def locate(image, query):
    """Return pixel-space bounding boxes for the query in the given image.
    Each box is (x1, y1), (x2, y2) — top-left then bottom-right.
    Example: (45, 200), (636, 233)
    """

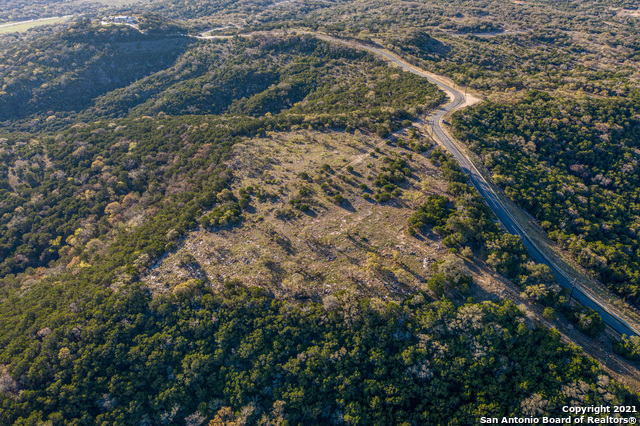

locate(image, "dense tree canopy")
(453, 92), (640, 306)
(0, 282), (636, 424)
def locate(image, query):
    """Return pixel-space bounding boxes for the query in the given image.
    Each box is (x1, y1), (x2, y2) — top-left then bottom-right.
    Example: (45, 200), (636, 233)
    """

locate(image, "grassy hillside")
(144, 128), (445, 297)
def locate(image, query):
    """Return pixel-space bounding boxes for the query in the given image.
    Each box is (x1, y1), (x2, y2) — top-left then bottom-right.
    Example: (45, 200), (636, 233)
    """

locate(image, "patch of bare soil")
(143, 128), (450, 300)
(616, 8), (640, 18)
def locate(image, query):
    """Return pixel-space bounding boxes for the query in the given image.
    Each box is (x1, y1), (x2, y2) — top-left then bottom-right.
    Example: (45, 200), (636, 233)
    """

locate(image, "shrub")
(567, 307), (605, 338)
(613, 335), (640, 361)
(374, 192), (391, 202)
(543, 307), (556, 321)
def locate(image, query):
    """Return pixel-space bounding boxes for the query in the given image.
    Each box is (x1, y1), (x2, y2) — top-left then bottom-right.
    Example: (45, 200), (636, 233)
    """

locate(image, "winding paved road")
(314, 34), (639, 337)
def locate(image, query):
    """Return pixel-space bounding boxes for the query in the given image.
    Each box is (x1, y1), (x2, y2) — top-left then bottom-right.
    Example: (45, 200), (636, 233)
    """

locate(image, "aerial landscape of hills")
(1, 0), (640, 424)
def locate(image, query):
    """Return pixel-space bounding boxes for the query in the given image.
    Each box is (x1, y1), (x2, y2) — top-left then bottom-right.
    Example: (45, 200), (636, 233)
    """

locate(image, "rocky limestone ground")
(143, 127), (450, 300)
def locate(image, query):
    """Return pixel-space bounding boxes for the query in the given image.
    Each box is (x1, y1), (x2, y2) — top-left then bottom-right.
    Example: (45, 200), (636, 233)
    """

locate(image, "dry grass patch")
(0, 16), (71, 34)
(143, 128), (455, 300)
